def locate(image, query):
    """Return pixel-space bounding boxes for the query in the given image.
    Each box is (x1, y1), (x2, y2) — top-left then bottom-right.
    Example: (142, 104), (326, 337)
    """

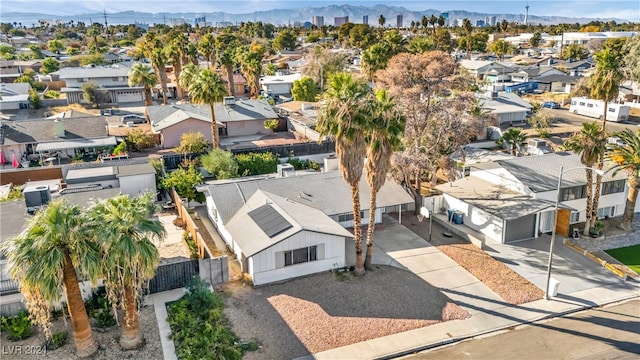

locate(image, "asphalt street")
(403, 299), (640, 360)
(545, 108), (640, 134)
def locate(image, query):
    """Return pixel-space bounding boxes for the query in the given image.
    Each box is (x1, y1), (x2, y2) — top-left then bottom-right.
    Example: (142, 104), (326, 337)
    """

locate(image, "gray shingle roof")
(225, 190), (353, 257)
(496, 152), (626, 193)
(147, 103), (220, 131)
(214, 99), (277, 123)
(204, 171), (414, 225)
(55, 64), (132, 79)
(1, 117), (108, 146)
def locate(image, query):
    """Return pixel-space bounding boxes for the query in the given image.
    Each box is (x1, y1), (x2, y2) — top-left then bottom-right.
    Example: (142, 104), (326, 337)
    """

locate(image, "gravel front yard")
(0, 305), (162, 360)
(222, 265), (469, 359)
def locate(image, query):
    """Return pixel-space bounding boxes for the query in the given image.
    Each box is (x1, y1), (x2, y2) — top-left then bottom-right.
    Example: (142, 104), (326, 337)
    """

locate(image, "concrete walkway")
(317, 216), (640, 359)
(146, 288), (186, 360)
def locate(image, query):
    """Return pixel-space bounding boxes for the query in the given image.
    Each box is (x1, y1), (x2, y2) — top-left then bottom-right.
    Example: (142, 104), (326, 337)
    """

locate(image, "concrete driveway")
(482, 234), (635, 298)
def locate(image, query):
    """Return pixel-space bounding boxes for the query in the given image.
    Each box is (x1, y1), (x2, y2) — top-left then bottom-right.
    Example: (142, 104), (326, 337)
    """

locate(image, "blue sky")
(1, 0), (639, 21)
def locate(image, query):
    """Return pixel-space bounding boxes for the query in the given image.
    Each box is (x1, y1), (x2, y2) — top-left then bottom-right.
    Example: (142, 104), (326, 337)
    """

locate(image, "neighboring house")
(54, 63), (143, 104)
(436, 152), (628, 244)
(478, 91), (533, 124)
(620, 81), (640, 104)
(222, 73), (248, 95)
(147, 98), (277, 148)
(201, 170), (414, 281)
(259, 73), (302, 95)
(64, 162), (157, 198)
(225, 189), (353, 286)
(458, 60), (508, 79)
(275, 101), (322, 141)
(148, 103), (223, 148)
(534, 74), (582, 93)
(0, 82), (31, 111)
(0, 115), (114, 163)
(553, 59), (593, 76)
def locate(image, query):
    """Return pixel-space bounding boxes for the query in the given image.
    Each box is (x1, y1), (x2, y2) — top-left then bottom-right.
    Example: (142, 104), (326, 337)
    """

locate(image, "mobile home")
(569, 97), (630, 122)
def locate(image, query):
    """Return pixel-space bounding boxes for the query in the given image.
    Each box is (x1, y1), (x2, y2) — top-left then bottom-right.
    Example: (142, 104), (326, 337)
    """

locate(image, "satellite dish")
(420, 207), (430, 218)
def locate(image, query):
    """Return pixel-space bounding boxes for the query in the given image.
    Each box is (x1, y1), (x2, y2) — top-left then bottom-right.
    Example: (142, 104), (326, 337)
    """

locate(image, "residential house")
(436, 152), (628, 244)
(0, 83), (31, 111)
(64, 162), (157, 198)
(620, 81), (640, 104)
(224, 189), (353, 286)
(553, 59), (593, 77)
(534, 74), (582, 93)
(458, 60), (509, 80)
(222, 73), (248, 96)
(259, 73), (302, 96)
(200, 170), (414, 284)
(478, 91), (533, 124)
(54, 63), (143, 104)
(275, 101), (323, 141)
(148, 98), (277, 148)
(0, 115), (114, 164)
(0, 60), (43, 83)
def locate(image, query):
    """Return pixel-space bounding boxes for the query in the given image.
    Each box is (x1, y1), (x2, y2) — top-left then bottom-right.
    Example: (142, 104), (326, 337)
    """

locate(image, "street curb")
(375, 295), (640, 360)
(563, 239), (630, 280)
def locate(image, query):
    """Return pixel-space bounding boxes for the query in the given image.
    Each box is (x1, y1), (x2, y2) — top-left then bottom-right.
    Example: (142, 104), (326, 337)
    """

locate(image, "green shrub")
(235, 152), (278, 176)
(46, 331), (67, 350)
(84, 287), (116, 329)
(1, 310), (33, 341)
(167, 277), (252, 360)
(183, 231), (200, 259)
(43, 90), (60, 99)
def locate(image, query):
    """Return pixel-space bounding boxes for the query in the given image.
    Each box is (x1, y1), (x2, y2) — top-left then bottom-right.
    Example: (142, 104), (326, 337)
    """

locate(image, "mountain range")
(2, 4), (629, 27)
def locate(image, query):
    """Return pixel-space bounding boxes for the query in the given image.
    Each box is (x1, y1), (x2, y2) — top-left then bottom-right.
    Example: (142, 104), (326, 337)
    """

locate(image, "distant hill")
(2, 5), (629, 27)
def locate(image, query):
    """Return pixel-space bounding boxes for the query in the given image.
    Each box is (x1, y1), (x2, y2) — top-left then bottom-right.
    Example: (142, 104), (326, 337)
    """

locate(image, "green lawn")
(605, 244), (640, 274)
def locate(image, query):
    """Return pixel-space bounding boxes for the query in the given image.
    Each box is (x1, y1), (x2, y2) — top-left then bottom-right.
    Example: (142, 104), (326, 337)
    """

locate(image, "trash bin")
(548, 277), (560, 297)
(453, 211), (464, 224)
(447, 209), (455, 222)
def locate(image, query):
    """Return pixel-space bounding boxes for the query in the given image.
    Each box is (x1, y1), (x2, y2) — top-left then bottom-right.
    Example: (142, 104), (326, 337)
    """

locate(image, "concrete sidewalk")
(317, 216), (640, 359)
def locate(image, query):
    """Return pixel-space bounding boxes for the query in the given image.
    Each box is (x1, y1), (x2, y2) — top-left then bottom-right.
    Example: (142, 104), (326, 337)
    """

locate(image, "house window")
(587, 103), (594, 108)
(601, 180), (625, 195)
(597, 206), (615, 219)
(570, 211), (580, 223)
(338, 211), (366, 222)
(579, 102), (585, 106)
(560, 185), (586, 201)
(608, 107), (616, 113)
(284, 245), (318, 266)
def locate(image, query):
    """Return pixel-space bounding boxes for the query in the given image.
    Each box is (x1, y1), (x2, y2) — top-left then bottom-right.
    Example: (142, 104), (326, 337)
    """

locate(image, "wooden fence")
(169, 188), (212, 259)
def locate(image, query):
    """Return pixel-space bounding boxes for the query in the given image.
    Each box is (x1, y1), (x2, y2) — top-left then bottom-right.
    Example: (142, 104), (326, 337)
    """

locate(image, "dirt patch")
(391, 213), (544, 305)
(222, 265), (469, 359)
(0, 305), (162, 360)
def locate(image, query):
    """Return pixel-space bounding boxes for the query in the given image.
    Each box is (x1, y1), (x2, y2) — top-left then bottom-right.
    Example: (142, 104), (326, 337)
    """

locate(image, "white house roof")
(478, 91), (533, 114)
(259, 73), (302, 85)
(35, 136), (117, 152)
(436, 176), (556, 220)
(55, 64), (133, 79)
(226, 190), (353, 257)
(204, 170), (414, 225)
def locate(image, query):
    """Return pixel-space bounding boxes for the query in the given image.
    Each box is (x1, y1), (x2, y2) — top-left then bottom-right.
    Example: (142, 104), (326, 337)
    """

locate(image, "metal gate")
(146, 259), (199, 294)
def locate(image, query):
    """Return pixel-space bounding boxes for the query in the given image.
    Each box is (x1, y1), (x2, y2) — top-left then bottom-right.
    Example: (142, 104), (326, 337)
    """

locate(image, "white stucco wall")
(442, 194), (504, 243)
(249, 231), (346, 286)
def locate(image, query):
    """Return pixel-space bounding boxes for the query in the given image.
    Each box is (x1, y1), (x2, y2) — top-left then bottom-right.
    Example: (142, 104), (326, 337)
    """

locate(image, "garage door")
(504, 214), (536, 242)
(116, 91), (142, 103)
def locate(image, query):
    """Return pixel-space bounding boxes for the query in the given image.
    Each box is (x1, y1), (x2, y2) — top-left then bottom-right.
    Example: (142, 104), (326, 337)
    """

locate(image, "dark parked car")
(121, 114), (147, 124)
(542, 101), (561, 109)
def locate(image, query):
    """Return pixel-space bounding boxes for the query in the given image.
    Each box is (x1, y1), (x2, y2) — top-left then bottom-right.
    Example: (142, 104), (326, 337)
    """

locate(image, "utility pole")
(103, 9), (110, 41)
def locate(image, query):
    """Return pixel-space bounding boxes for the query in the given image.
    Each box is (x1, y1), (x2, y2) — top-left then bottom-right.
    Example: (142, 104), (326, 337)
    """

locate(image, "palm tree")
(0, 200), (99, 358)
(489, 39), (516, 61)
(588, 47), (623, 229)
(128, 63), (157, 106)
(364, 89), (405, 270)
(166, 36), (186, 100)
(87, 193), (165, 349)
(237, 45), (263, 98)
(140, 33), (169, 105)
(378, 15), (386, 28)
(317, 73), (371, 275)
(606, 129), (640, 230)
(181, 68), (227, 148)
(198, 33), (216, 69)
(496, 128), (527, 156)
(462, 18), (473, 60)
(216, 34), (239, 97)
(562, 122), (608, 235)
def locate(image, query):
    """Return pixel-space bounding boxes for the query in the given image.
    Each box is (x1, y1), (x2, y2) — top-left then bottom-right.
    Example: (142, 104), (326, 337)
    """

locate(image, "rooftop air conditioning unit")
(24, 185), (51, 214)
(223, 96), (236, 105)
(277, 163), (295, 178)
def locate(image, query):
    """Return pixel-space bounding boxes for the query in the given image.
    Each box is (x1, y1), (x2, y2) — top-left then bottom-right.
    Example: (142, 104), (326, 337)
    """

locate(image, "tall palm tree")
(317, 73), (371, 275)
(496, 127), (527, 156)
(140, 33), (169, 105)
(198, 32), (216, 69)
(237, 46), (263, 98)
(166, 37), (186, 100)
(1, 200), (99, 358)
(562, 122), (608, 235)
(128, 63), (157, 106)
(181, 68), (227, 148)
(588, 47), (623, 229)
(216, 34), (239, 97)
(462, 18), (473, 60)
(364, 90), (406, 270)
(87, 193), (165, 350)
(606, 129), (640, 230)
